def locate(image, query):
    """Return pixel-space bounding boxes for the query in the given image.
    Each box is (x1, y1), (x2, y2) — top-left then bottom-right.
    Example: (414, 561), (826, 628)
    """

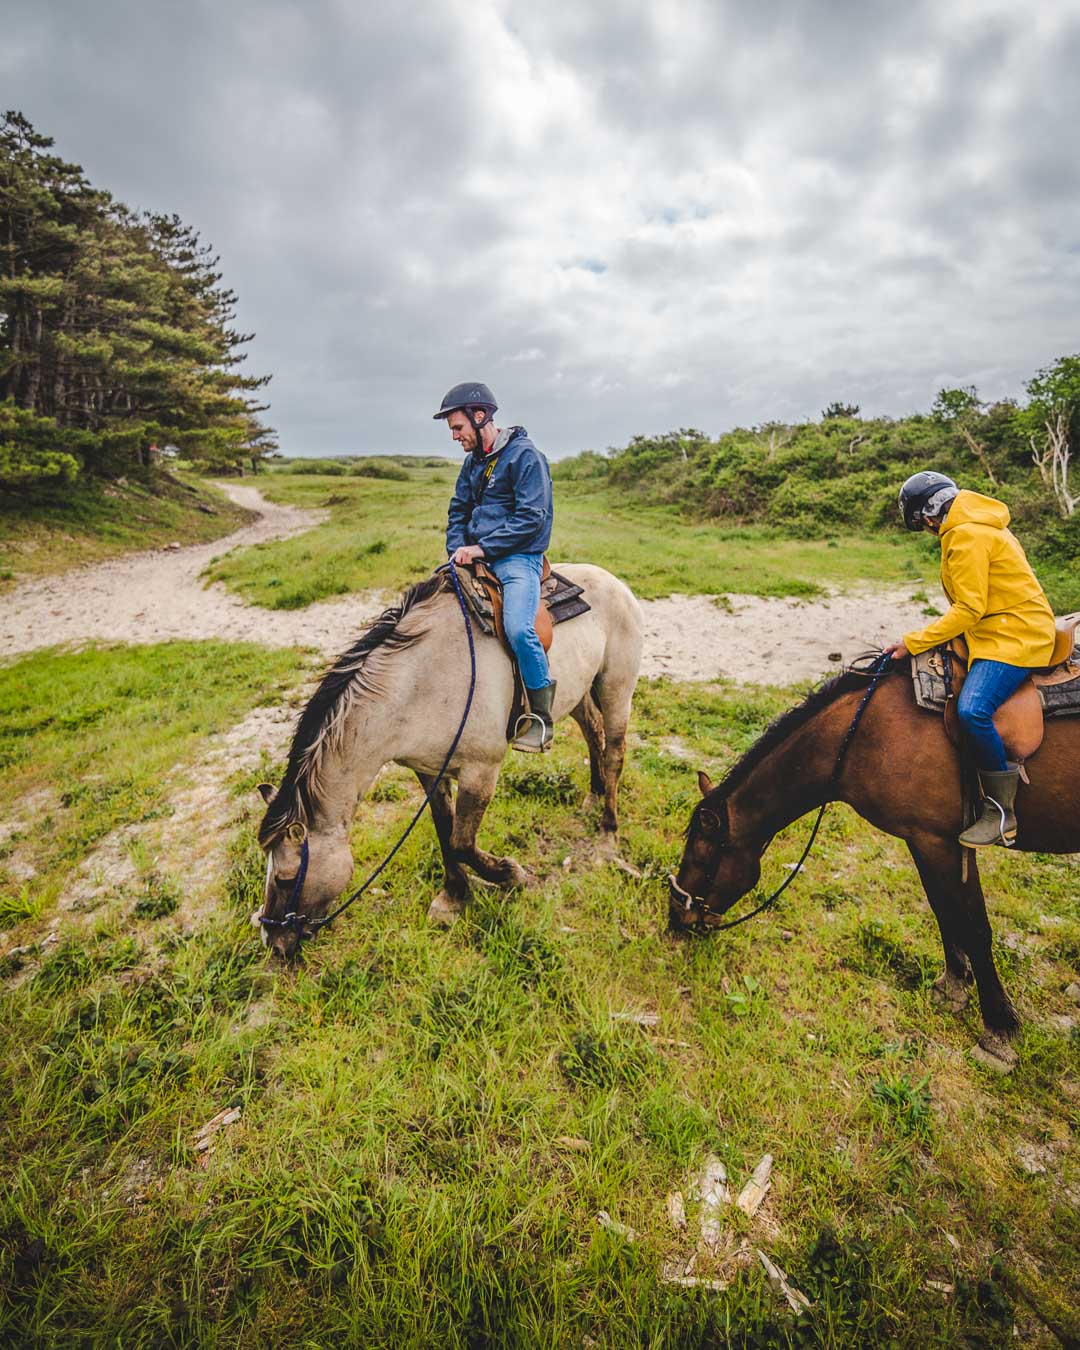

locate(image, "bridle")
(259, 561), (477, 945)
(667, 651), (893, 935)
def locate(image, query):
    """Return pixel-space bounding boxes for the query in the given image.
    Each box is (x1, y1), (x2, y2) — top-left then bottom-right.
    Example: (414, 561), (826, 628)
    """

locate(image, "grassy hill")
(0, 472), (251, 587)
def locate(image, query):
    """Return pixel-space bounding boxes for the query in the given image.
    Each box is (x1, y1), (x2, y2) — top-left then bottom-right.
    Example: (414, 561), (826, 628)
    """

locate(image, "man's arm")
(471, 450), (551, 558)
(446, 460), (474, 554)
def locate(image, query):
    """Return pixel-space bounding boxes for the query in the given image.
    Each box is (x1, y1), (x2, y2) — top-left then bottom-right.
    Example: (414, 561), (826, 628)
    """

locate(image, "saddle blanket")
(912, 642), (1080, 717)
(460, 566), (591, 637)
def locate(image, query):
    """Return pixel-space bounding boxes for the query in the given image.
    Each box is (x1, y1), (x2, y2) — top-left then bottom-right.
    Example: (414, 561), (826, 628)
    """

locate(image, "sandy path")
(0, 482), (928, 683)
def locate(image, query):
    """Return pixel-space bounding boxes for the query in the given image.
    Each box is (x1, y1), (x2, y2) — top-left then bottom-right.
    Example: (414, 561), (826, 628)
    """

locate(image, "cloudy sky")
(5, 0), (1080, 457)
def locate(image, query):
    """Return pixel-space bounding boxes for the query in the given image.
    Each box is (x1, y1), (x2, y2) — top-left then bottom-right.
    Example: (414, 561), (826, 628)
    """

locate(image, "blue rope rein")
(260, 562), (478, 939)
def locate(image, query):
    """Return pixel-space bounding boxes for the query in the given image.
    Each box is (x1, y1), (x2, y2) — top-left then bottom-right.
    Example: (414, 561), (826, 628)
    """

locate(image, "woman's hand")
(885, 639), (911, 661)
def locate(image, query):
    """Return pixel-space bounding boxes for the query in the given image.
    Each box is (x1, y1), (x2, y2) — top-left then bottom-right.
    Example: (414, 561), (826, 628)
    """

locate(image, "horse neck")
(303, 657), (418, 835)
(725, 692), (858, 847)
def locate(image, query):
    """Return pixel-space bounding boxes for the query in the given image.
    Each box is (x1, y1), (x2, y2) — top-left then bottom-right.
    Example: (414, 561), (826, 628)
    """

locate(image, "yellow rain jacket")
(903, 490), (1056, 668)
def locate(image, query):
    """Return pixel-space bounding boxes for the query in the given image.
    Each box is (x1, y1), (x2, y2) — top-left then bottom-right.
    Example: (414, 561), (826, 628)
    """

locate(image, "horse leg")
(592, 675), (632, 837)
(570, 693), (606, 805)
(416, 771), (472, 926)
(907, 831), (1020, 1071)
(905, 839), (973, 1012)
(451, 762), (531, 890)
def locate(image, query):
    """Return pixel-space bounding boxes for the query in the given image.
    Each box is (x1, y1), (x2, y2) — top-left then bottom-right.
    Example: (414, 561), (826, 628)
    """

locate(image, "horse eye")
(698, 808), (721, 835)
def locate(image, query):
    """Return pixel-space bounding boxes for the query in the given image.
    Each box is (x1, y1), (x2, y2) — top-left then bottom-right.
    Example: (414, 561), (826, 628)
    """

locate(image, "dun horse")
(256, 564), (642, 958)
(670, 663), (1080, 1070)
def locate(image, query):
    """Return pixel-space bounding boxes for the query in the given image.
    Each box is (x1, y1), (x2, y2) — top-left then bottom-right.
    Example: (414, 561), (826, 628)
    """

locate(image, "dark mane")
(710, 663), (899, 806)
(258, 571), (447, 846)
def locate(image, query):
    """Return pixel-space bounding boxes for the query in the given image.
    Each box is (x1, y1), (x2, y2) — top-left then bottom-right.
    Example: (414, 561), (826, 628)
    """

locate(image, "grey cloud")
(4, 0), (1079, 456)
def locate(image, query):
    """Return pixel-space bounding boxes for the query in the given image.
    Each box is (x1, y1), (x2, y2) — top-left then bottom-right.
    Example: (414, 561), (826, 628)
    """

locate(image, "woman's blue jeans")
(957, 658), (1033, 771)
(490, 552), (550, 690)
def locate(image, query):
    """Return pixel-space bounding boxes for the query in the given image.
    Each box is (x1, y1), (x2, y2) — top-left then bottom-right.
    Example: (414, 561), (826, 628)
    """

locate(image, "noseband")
(668, 651), (893, 935)
(258, 832), (312, 939)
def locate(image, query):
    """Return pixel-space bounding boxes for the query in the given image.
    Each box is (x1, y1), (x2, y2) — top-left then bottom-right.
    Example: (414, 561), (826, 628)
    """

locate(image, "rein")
(259, 561), (477, 942)
(668, 650), (894, 934)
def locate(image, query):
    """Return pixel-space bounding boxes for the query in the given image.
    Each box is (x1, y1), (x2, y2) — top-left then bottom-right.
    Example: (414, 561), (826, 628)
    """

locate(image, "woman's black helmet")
(898, 471), (958, 531)
(432, 382), (498, 421)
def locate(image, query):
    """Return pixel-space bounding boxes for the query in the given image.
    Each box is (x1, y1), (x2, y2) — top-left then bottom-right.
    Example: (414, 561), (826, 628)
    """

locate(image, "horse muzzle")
(667, 873), (713, 934)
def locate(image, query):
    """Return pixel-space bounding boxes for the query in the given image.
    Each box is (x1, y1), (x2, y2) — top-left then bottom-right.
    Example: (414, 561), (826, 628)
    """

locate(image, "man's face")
(446, 409), (479, 453)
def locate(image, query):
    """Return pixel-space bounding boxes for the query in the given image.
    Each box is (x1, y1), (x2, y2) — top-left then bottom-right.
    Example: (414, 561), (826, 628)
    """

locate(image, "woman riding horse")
(886, 471), (1057, 849)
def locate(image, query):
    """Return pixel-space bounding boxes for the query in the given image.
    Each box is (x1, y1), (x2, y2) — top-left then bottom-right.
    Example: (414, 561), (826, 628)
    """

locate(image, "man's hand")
(451, 545), (485, 566)
(885, 639), (911, 661)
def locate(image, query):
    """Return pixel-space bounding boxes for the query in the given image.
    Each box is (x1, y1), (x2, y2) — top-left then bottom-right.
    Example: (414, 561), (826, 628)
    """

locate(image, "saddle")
(458, 558), (591, 651)
(911, 615), (1080, 767)
(456, 558), (592, 739)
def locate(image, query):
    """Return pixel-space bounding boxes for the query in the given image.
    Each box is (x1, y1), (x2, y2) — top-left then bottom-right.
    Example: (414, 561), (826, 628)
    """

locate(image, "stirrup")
(987, 796), (1016, 847)
(511, 711), (551, 752)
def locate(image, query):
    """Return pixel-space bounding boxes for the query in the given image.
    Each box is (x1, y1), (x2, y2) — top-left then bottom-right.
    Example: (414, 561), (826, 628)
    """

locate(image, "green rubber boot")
(512, 682), (556, 753)
(958, 766), (1020, 848)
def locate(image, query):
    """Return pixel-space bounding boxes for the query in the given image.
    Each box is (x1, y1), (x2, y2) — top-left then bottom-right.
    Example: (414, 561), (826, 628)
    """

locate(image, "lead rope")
(683, 650), (894, 933)
(262, 562), (477, 939)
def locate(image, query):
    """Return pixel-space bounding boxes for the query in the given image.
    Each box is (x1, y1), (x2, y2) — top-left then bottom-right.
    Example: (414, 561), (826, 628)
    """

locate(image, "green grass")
(203, 468), (939, 606)
(0, 472), (252, 586)
(1, 663), (1077, 1344)
(0, 642), (303, 924)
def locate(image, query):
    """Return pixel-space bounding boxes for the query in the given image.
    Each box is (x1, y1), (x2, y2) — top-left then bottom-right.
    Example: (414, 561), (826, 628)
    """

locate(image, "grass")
(0, 642), (302, 923)
(0, 472), (251, 587)
(202, 468), (940, 606)
(1, 652), (1078, 1344)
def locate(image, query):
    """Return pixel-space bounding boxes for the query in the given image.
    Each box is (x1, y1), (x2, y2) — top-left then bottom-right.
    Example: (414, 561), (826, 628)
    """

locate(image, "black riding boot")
(512, 682), (556, 753)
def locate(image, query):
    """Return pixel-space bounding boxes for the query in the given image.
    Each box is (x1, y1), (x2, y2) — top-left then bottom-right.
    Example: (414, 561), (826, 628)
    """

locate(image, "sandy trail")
(0, 481), (928, 683)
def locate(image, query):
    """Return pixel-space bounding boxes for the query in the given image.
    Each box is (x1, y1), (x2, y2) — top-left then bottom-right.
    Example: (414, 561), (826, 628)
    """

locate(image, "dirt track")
(0, 482), (927, 683)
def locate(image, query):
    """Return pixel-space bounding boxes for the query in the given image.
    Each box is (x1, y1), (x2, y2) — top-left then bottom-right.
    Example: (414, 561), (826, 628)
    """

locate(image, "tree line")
(0, 111), (274, 490)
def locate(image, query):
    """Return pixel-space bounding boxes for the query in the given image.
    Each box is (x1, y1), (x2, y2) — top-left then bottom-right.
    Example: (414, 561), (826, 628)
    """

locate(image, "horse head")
(254, 784), (355, 960)
(668, 771), (762, 933)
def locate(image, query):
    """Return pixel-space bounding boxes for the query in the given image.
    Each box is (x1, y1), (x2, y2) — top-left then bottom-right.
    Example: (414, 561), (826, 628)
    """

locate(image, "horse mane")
(708, 662), (900, 808)
(258, 571), (448, 847)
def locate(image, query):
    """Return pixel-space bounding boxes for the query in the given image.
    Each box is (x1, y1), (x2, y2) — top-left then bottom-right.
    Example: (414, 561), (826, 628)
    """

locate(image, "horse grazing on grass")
(669, 662), (1080, 1071)
(256, 564), (642, 958)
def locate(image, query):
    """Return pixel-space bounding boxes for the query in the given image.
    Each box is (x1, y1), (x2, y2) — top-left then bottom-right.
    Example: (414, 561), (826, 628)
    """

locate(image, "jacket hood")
(941, 489), (1010, 533)
(472, 425), (524, 457)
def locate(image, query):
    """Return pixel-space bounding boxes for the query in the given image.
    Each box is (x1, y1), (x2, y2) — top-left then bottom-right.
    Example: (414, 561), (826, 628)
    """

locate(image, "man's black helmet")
(899, 471), (958, 531)
(432, 382), (498, 420)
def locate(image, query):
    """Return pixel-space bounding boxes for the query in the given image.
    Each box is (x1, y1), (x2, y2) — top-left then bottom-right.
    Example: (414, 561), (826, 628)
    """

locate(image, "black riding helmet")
(432, 382), (498, 436)
(898, 471), (958, 531)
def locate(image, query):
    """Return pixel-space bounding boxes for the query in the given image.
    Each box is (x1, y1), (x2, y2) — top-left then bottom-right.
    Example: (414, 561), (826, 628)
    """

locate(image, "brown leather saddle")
(457, 558), (592, 739)
(911, 615), (1080, 769)
(472, 557), (554, 651)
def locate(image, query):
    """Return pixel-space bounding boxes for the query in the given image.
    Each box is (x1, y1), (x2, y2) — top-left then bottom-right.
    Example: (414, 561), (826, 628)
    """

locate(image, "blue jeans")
(957, 658), (1033, 771)
(490, 552), (549, 690)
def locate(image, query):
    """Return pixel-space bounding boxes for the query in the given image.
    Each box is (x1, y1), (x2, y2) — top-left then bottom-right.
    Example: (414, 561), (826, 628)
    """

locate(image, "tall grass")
(2, 661), (1077, 1344)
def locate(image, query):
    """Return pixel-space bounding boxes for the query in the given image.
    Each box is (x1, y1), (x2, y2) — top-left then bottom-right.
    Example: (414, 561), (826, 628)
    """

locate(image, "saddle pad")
(911, 644), (1080, 717)
(542, 570), (591, 626)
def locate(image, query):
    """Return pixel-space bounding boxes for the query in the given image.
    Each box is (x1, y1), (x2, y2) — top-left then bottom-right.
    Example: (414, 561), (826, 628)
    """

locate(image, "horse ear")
(257, 783), (277, 805)
(697, 770), (714, 798)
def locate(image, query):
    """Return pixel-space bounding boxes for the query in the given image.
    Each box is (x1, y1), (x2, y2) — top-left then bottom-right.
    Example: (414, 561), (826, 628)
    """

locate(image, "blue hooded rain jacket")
(445, 425), (553, 560)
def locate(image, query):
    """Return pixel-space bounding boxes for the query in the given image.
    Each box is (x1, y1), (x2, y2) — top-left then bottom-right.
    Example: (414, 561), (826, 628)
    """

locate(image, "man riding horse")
(887, 471), (1057, 849)
(435, 382), (557, 753)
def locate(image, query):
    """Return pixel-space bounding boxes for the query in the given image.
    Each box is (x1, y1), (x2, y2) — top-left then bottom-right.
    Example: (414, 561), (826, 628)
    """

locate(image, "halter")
(668, 651), (894, 934)
(259, 561), (477, 943)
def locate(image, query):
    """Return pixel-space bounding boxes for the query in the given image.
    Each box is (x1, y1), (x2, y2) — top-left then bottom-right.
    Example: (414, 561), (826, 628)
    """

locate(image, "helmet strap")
(469, 407), (494, 452)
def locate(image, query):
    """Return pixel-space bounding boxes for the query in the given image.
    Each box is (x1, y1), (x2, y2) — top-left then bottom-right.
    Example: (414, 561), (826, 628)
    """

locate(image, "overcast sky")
(5, 0), (1080, 457)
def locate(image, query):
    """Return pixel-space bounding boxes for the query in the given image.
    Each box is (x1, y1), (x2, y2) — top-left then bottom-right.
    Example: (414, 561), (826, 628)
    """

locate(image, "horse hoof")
(932, 971), (971, 1012)
(427, 891), (466, 926)
(500, 862), (531, 889)
(971, 1033), (1019, 1074)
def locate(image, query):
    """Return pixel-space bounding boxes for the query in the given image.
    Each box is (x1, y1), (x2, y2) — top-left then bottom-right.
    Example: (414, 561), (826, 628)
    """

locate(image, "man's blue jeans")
(957, 658), (1032, 771)
(490, 551), (549, 690)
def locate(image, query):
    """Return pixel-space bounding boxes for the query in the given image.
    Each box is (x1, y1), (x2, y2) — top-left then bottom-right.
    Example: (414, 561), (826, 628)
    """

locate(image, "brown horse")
(669, 662), (1080, 1071)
